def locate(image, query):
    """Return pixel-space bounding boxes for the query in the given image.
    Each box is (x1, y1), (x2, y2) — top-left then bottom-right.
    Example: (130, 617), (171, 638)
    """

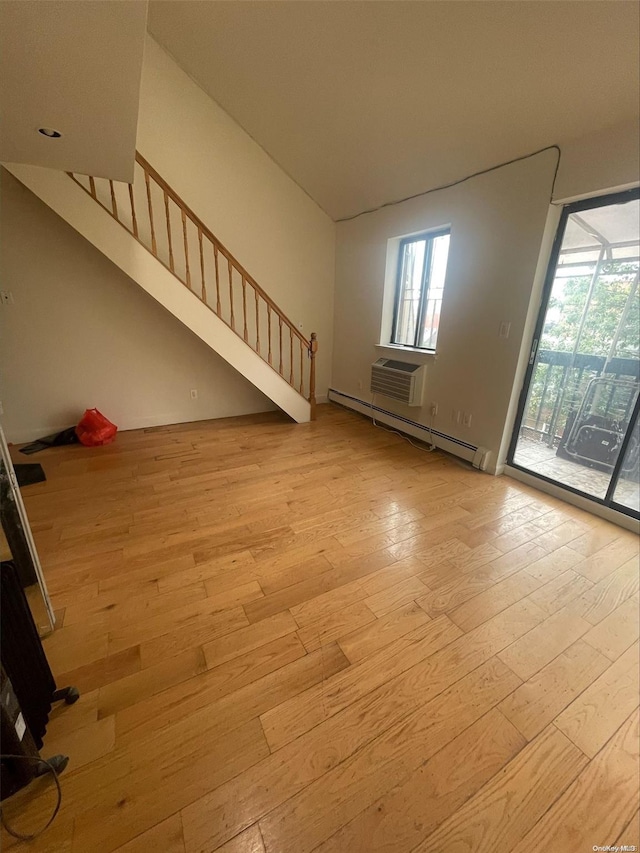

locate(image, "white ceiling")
(0, 0), (148, 182)
(148, 1), (640, 221)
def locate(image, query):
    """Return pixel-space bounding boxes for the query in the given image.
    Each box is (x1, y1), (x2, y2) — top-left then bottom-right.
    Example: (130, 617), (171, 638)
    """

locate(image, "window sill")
(375, 343), (438, 363)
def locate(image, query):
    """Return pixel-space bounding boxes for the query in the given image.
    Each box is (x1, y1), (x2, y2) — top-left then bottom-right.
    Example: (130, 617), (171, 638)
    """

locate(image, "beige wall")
(332, 118), (639, 471)
(331, 151), (558, 470)
(1, 36), (336, 442)
(0, 170), (276, 443)
(553, 117), (640, 203)
(137, 36), (336, 397)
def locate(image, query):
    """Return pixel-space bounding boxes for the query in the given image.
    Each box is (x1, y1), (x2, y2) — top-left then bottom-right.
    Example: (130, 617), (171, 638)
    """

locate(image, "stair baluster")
(68, 153), (318, 418)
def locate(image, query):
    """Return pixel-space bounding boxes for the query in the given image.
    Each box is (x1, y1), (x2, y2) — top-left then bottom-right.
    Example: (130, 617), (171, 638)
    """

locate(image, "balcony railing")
(520, 349), (640, 447)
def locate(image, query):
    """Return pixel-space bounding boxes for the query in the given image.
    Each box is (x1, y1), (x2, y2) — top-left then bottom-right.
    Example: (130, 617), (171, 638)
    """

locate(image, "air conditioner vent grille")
(383, 360), (421, 373)
(370, 358), (425, 406)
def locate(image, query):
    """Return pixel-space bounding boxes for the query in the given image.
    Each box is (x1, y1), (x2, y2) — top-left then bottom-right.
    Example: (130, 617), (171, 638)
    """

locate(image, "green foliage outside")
(523, 260), (639, 442)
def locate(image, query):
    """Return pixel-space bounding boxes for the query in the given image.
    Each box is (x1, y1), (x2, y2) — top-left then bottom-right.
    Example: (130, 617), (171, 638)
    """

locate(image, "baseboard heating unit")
(328, 388), (493, 472)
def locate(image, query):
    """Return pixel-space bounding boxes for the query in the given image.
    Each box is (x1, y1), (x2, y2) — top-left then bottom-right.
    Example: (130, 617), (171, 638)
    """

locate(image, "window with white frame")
(391, 229), (450, 350)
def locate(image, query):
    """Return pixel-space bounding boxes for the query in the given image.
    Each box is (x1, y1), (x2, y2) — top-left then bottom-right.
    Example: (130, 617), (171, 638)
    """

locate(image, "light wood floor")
(3, 404), (639, 852)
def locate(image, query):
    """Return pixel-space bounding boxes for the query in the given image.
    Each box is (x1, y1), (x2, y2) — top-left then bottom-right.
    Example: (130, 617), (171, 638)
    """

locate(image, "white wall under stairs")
(4, 162), (312, 424)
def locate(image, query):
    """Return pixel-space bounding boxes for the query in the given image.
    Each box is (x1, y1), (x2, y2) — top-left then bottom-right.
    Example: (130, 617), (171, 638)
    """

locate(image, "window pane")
(418, 233), (450, 349)
(394, 239), (426, 346)
(512, 195), (640, 502)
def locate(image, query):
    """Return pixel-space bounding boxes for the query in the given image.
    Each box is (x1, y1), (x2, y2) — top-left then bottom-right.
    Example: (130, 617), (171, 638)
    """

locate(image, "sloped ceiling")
(0, 0), (148, 182)
(148, 0), (640, 220)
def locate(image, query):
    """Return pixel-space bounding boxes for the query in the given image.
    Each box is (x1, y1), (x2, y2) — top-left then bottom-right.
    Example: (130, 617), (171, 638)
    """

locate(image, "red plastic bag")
(75, 409), (118, 447)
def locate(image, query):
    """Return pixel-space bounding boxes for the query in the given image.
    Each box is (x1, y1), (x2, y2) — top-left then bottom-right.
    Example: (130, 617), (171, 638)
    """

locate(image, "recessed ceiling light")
(38, 128), (62, 138)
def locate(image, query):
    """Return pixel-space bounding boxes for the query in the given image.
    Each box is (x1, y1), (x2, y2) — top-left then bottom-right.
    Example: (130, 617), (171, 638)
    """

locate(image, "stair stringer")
(4, 162), (311, 424)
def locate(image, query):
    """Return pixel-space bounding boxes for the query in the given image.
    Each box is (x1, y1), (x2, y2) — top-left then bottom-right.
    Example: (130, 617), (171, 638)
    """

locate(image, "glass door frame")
(507, 186), (640, 521)
(0, 423), (56, 633)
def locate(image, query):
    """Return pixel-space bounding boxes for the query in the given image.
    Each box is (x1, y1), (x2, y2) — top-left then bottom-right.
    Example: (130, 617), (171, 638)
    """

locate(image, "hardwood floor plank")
(497, 605), (592, 681)
(1, 814), (75, 853)
(512, 711), (639, 852)
(112, 814), (185, 852)
(327, 520), (427, 565)
(335, 507), (424, 545)
(70, 718), (270, 852)
(258, 662), (522, 853)
(157, 551), (257, 594)
(448, 570), (541, 632)
(289, 579), (366, 627)
(257, 551), (342, 595)
(63, 582), (207, 630)
(314, 708), (525, 853)
(116, 642), (348, 748)
(203, 579), (264, 610)
(57, 646), (141, 695)
(357, 556), (428, 597)
(213, 825), (265, 853)
(97, 648), (207, 719)
(415, 538), (472, 573)
(498, 640), (611, 740)
(489, 518), (553, 554)
(11, 407), (634, 853)
(364, 575), (429, 617)
(531, 518), (588, 551)
(296, 600), (377, 651)
(43, 621), (109, 674)
(582, 594), (640, 661)
(337, 601), (430, 664)
(100, 553), (197, 594)
(616, 809), (640, 850)
(569, 528), (630, 560)
(47, 688), (99, 740)
(446, 541), (504, 572)
(554, 641), (639, 758)
(573, 535), (639, 582)
(382, 518), (473, 561)
(412, 726), (588, 852)
(46, 716), (116, 774)
(571, 555), (640, 624)
(525, 568), (593, 617)
(182, 601), (543, 851)
(141, 605), (249, 667)
(201, 611), (298, 669)
(522, 544), (585, 584)
(242, 551), (397, 624)
(260, 615), (462, 753)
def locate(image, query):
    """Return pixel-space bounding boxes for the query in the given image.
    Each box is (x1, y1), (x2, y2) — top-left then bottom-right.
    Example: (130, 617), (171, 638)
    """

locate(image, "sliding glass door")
(509, 188), (640, 519)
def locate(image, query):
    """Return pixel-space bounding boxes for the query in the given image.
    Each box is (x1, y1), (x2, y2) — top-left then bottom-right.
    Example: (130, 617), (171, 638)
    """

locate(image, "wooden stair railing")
(68, 153), (317, 417)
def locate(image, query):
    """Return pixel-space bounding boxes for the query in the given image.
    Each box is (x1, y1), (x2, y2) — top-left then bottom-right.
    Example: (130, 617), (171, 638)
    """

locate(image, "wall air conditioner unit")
(370, 358), (425, 406)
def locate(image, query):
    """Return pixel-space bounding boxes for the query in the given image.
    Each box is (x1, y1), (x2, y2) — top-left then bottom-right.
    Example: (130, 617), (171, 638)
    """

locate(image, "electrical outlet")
(190, 389), (198, 399)
(463, 412), (472, 427)
(357, 379), (363, 390)
(499, 321), (511, 339)
(0, 291), (14, 305)
(430, 402), (438, 417)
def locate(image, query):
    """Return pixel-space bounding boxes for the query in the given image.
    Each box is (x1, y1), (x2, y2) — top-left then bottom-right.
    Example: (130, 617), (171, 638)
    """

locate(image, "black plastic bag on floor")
(19, 428), (79, 455)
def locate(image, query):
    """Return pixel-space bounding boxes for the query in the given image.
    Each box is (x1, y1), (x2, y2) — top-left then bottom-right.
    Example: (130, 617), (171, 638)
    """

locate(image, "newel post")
(309, 332), (318, 421)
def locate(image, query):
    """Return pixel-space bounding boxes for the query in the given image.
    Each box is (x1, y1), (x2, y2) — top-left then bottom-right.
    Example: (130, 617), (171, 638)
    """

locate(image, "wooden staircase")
(5, 155), (318, 423)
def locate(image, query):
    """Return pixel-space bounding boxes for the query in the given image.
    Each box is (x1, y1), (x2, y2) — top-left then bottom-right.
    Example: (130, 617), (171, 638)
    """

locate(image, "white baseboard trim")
(505, 464), (640, 533)
(328, 388), (482, 468)
(3, 405), (280, 445)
